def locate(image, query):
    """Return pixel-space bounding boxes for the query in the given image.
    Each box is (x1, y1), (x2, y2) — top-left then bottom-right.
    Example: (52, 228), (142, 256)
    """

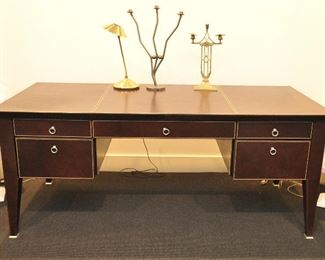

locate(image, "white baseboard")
(103, 138), (228, 173)
(101, 155), (227, 173)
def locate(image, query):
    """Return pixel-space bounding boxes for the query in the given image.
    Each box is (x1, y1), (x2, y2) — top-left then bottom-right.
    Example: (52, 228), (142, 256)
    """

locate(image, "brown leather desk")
(0, 83), (324, 238)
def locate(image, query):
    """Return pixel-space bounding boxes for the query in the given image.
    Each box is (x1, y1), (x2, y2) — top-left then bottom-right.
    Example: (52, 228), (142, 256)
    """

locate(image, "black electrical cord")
(287, 181), (303, 198)
(120, 139), (165, 178)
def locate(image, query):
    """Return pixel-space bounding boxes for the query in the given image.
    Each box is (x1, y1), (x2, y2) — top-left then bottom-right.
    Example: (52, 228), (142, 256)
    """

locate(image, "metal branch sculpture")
(128, 6), (184, 91)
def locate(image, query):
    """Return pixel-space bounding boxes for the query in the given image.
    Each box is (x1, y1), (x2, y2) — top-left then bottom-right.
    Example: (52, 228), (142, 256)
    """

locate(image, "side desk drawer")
(93, 121), (235, 138)
(14, 119), (91, 138)
(233, 141), (310, 179)
(16, 138), (94, 178)
(237, 122), (312, 139)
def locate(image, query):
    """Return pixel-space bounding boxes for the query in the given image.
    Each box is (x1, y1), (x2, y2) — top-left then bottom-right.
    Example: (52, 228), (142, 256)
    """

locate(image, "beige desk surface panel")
(0, 83), (324, 116)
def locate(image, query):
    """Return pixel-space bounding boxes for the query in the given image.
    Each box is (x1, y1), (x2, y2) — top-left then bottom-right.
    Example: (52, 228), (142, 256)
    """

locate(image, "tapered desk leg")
(0, 119), (22, 238)
(303, 122), (325, 238)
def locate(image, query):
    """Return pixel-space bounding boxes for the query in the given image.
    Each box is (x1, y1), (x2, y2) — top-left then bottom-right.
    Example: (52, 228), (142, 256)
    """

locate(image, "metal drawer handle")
(270, 147), (277, 156)
(271, 128), (279, 137)
(50, 145), (58, 154)
(49, 126), (56, 135)
(162, 127), (170, 136)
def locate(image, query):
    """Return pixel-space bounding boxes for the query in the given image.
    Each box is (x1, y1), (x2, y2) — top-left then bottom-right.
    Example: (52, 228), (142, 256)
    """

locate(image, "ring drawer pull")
(162, 127), (171, 136)
(49, 126), (56, 135)
(271, 128), (279, 137)
(270, 147), (277, 156)
(50, 145), (58, 154)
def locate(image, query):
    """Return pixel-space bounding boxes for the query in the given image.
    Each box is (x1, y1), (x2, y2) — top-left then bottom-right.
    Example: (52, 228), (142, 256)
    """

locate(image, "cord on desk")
(261, 179), (303, 198)
(23, 178), (36, 183)
(0, 178), (35, 185)
(141, 138), (159, 173)
(120, 168), (164, 178)
(287, 181), (303, 198)
(120, 139), (164, 178)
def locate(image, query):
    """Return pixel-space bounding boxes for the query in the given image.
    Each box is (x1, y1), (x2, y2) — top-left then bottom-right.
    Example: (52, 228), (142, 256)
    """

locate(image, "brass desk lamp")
(104, 23), (139, 90)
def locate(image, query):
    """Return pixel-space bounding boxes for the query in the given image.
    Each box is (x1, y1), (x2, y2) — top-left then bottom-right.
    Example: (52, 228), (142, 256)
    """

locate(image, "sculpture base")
(194, 81), (218, 91)
(146, 86), (166, 92)
(113, 78), (139, 91)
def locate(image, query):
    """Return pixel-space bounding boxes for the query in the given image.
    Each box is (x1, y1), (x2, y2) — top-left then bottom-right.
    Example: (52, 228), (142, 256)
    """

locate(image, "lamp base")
(113, 78), (139, 90)
(194, 80), (218, 91)
(146, 85), (166, 92)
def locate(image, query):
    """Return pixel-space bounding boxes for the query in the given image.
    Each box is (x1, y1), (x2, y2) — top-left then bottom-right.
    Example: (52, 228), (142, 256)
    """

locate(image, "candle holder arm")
(152, 7), (159, 59)
(155, 13), (183, 72)
(128, 11), (152, 58)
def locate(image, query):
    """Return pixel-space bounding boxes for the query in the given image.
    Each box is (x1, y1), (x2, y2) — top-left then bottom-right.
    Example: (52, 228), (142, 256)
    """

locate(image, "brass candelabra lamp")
(128, 6), (184, 91)
(191, 24), (224, 91)
(104, 23), (139, 90)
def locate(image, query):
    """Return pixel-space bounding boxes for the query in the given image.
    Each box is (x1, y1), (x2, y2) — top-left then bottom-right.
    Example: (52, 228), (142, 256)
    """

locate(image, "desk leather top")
(0, 83), (324, 116)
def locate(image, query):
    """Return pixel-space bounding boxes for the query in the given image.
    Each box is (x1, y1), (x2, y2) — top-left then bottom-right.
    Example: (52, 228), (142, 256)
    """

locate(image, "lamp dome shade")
(104, 23), (127, 37)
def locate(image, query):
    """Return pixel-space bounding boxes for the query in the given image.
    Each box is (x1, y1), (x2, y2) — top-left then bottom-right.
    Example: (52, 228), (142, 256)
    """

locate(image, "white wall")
(0, 0), (324, 171)
(0, 0), (324, 104)
(290, 0), (325, 106)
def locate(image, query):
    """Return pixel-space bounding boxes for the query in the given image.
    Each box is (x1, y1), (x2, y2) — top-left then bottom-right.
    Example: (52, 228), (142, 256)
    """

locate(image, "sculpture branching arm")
(152, 6), (159, 59)
(155, 12), (183, 72)
(128, 10), (152, 58)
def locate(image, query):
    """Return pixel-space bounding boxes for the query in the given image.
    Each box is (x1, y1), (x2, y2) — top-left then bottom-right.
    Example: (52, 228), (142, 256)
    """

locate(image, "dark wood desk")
(0, 83), (324, 238)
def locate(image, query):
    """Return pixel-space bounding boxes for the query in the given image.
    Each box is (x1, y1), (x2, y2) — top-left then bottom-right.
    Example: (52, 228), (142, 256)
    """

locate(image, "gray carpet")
(0, 173), (325, 260)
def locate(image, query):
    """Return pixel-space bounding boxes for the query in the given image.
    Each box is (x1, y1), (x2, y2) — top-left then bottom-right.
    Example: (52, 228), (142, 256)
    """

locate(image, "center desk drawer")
(16, 138), (94, 178)
(234, 141), (310, 179)
(14, 119), (91, 137)
(93, 121), (235, 138)
(237, 122), (312, 139)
